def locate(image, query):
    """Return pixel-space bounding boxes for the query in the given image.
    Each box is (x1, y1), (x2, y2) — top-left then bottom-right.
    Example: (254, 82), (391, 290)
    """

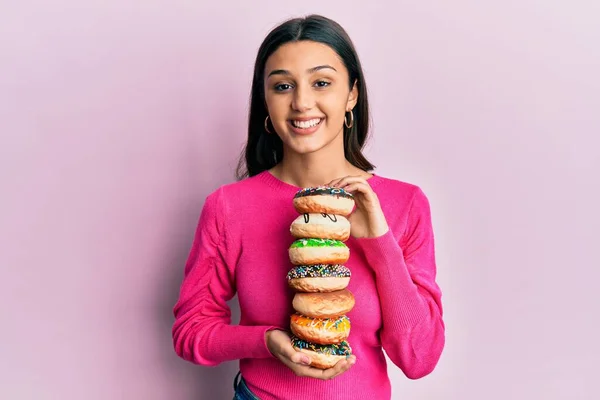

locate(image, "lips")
(291, 118), (322, 128)
(287, 118), (324, 135)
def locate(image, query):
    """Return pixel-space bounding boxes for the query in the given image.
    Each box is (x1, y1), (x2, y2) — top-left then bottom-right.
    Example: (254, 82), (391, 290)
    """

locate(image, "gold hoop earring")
(264, 116), (272, 134)
(344, 110), (354, 129)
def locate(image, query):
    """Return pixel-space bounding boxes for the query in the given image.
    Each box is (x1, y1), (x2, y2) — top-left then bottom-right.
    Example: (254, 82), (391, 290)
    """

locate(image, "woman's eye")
(274, 83), (293, 92)
(315, 81), (331, 88)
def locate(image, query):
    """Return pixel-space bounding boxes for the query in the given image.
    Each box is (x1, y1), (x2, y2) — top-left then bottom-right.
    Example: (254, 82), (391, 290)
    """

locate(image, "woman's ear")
(347, 79), (358, 110)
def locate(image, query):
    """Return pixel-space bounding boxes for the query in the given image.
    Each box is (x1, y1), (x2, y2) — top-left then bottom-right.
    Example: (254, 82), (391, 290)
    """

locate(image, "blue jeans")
(233, 371), (260, 400)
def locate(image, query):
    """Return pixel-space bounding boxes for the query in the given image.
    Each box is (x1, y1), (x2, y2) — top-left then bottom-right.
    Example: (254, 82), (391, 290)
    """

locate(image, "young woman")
(172, 14), (445, 400)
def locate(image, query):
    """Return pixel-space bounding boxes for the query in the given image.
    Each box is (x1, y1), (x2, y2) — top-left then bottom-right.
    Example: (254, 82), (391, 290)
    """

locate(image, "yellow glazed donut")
(290, 313), (351, 345)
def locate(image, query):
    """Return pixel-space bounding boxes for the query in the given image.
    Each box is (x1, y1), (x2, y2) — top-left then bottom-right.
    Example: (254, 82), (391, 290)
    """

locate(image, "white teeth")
(292, 118), (321, 128)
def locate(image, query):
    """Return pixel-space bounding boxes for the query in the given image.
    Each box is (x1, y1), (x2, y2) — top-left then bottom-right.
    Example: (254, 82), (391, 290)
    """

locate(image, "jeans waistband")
(233, 371), (260, 400)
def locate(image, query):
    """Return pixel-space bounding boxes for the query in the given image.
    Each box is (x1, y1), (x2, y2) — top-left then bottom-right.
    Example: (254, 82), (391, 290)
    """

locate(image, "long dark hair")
(236, 14), (375, 180)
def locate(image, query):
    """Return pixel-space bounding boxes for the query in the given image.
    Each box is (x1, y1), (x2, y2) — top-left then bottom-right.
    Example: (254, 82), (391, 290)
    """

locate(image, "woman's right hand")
(265, 329), (356, 380)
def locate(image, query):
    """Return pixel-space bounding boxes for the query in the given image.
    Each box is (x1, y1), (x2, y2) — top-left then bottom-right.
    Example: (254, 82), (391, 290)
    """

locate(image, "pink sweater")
(172, 171), (445, 400)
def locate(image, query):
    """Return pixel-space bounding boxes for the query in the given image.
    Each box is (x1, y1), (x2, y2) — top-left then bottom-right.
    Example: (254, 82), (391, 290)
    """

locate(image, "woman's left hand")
(327, 176), (389, 238)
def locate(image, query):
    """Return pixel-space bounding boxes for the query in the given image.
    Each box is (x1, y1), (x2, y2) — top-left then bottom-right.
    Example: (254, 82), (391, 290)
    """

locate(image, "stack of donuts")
(286, 186), (356, 369)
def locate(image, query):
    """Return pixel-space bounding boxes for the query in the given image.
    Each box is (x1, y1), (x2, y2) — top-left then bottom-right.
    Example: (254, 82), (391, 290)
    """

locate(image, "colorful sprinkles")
(291, 313), (350, 330)
(290, 238), (347, 249)
(294, 186), (354, 199)
(291, 336), (352, 356)
(287, 264), (351, 280)
(288, 185), (356, 366)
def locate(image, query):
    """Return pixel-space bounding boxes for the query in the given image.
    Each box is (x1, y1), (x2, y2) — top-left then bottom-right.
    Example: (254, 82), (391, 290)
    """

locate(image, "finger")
(289, 362), (345, 379)
(327, 175), (361, 187)
(344, 182), (374, 198)
(280, 342), (311, 366)
(316, 355), (356, 380)
(278, 356), (311, 377)
(334, 176), (369, 189)
(288, 350), (311, 366)
(326, 177), (345, 187)
(332, 356), (357, 379)
(319, 355), (357, 380)
(274, 349), (314, 373)
(279, 356), (335, 378)
(288, 363), (329, 378)
(287, 355), (357, 380)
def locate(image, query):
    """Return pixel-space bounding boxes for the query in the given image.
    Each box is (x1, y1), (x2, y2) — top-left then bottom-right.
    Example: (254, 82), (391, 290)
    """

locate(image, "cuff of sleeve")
(246, 325), (281, 360)
(207, 325), (281, 362)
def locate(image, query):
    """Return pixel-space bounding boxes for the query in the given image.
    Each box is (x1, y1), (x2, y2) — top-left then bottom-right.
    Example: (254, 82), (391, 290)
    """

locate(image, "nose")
(291, 85), (314, 112)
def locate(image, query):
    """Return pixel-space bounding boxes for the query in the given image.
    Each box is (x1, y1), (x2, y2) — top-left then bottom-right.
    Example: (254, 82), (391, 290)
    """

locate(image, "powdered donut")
(293, 187), (355, 216)
(290, 213), (351, 241)
(289, 238), (350, 266)
(293, 289), (355, 319)
(286, 264), (351, 292)
(290, 313), (351, 345)
(291, 336), (352, 370)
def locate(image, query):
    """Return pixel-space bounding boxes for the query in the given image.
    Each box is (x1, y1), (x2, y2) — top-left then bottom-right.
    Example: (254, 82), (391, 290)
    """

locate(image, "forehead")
(264, 40), (346, 75)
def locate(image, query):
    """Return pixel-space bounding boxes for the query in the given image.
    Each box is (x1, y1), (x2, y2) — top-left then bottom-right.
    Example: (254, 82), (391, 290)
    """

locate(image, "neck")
(272, 141), (363, 188)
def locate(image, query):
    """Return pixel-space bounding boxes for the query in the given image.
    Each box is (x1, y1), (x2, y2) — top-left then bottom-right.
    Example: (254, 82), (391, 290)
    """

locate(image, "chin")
(287, 141), (328, 155)
(284, 134), (341, 156)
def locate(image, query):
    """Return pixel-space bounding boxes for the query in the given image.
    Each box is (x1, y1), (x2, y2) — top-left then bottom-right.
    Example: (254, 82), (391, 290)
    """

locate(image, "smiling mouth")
(290, 118), (324, 129)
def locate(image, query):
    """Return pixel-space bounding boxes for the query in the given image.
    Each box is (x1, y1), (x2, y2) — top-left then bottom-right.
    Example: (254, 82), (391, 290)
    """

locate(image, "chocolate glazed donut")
(286, 264), (351, 293)
(293, 187), (355, 217)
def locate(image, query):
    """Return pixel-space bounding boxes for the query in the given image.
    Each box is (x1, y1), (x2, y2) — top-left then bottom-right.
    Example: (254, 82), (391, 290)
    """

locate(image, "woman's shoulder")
(370, 174), (433, 223)
(201, 171), (278, 207)
(370, 173), (425, 200)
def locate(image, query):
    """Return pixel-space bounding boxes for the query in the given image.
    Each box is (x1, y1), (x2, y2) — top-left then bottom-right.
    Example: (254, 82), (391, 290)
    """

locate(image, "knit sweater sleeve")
(353, 186), (445, 379)
(172, 188), (276, 366)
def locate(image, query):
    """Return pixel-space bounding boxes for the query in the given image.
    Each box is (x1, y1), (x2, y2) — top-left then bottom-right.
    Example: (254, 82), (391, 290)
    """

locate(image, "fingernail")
(301, 356), (311, 365)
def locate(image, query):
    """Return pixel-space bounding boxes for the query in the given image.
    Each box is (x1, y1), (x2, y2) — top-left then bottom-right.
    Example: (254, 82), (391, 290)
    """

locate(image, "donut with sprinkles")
(293, 186), (355, 216)
(290, 313), (351, 345)
(291, 336), (352, 370)
(287, 264), (351, 292)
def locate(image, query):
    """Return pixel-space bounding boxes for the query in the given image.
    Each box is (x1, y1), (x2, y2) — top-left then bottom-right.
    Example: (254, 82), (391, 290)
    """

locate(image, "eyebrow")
(267, 64), (337, 78)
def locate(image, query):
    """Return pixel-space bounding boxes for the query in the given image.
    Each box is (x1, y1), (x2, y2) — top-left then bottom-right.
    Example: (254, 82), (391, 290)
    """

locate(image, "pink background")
(1, 1), (598, 399)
